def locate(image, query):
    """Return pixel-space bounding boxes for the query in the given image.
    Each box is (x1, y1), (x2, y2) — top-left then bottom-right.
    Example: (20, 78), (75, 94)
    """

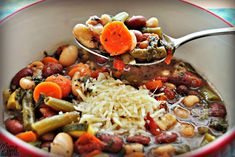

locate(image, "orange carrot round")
(45, 74), (72, 98)
(16, 131), (37, 142)
(68, 63), (91, 78)
(100, 21), (133, 56)
(33, 82), (62, 102)
(42, 56), (59, 64)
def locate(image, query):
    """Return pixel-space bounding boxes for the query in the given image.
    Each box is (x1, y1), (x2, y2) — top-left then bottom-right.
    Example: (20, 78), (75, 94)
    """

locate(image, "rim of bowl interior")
(0, 1), (234, 157)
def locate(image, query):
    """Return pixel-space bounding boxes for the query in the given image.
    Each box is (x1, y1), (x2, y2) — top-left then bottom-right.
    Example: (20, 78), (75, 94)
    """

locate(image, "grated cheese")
(75, 73), (162, 135)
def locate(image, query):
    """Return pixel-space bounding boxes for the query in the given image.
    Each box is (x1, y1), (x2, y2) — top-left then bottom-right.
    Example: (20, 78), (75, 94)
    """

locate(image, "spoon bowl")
(75, 27), (235, 66)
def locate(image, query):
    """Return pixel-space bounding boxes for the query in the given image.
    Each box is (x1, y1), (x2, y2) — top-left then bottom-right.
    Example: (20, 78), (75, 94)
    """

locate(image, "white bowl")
(0, 0), (234, 156)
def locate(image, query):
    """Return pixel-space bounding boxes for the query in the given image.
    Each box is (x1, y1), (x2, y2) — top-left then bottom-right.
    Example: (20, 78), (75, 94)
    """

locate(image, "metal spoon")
(75, 27), (235, 66)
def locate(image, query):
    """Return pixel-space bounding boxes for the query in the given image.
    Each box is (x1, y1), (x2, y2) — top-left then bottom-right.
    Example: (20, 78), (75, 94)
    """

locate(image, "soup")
(3, 44), (227, 157)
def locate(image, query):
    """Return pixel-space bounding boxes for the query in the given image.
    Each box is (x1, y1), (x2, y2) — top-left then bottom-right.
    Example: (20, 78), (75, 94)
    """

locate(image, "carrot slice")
(144, 80), (163, 90)
(33, 82), (62, 102)
(41, 56), (59, 64)
(68, 63), (91, 78)
(100, 21), (132, 56)
(16, 131), (37, 142)
(45, 74), (72, 98)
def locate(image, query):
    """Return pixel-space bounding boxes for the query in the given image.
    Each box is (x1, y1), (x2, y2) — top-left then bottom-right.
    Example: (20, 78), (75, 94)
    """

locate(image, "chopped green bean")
(31, 111), (81, 135)
(22, 90), (35, 130)
(142, 27), (163, 38)
(201, 86), (220, 102)
(112, 12), (129, 22)
(44, 97), (76, 112)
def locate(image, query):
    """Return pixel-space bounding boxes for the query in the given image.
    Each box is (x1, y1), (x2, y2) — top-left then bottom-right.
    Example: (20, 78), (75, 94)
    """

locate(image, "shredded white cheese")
(75, 73), (162, 135)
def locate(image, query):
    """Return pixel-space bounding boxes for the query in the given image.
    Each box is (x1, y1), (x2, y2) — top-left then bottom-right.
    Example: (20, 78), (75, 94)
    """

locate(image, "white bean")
(124, 144), (144, 155)
(19, 77), (35, 89)
(50, 133), (73, 157)
(182, 95), (200, 107)
(88, 23), (103, 35)
(146, 17), (159, 28)
(100, 14), (112, 25)
(73, 24), (97, 48)
(59, 45), (78, 67)
(180, 123), (195, 137)
(173, 106), (190, 119)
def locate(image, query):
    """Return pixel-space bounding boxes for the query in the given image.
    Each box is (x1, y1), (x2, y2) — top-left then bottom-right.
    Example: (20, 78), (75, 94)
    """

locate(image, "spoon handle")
(174, 27), (235, 48)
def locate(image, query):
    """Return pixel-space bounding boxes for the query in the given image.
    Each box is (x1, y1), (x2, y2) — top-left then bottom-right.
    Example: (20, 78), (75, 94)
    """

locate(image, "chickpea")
(173, 106), (190, 119)
(59, 45), (78, 67)
(19, 77), (35, 89)
(146, 17), (159, 28)
(182, 95), (200, 107)
(100, 14), (112, 25)
(161, 70), (170, 76)
(180, 123), (195, 137)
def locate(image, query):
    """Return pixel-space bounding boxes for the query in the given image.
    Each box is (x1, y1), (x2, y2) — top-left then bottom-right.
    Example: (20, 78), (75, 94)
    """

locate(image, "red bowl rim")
(0, 0), (234, 156)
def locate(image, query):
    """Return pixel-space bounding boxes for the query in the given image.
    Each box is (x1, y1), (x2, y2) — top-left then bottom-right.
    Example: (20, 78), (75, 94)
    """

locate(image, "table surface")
(0, 0), (235, 26)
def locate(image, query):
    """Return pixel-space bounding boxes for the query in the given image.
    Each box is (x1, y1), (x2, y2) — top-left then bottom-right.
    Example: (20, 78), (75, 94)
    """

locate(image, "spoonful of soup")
(73, 12), (235, 66)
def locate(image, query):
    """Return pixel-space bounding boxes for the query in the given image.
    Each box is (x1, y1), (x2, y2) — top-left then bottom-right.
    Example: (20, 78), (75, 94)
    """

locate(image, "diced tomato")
(164, 49), (173, 65)
(144, 112), (161, 136)
(113, 59), (125, 71)
(144, 80), (163, 90)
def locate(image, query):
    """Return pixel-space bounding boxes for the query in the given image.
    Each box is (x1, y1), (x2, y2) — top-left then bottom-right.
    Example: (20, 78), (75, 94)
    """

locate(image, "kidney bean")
(42, 62), (63, 78)
(5, 119), (24, 135)
(188, 90), (199, 96)
(41, 132), (55, 141)
(10, 67), (33, 90)
(39, 107), (57, 118)
(126, 135), (151, 145)
(96, 133), (123, 153)
(95, 56), (108, 64)
(176, 85), (188, 95)
(169, 72), (203, 88)
(155, 132), (178, 144)
(164, 87), (175, 100)
(209, 103), (226, 118)
(131, 30), (144, 42)
(125, 16), (146, 29)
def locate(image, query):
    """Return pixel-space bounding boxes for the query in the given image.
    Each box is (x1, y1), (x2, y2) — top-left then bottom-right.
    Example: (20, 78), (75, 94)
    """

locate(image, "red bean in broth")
(209, 103), (227, 118)
(96, 133), (123, 153)
(126, 135), (151, 145)
(42, 62), (63, 78)
(10, 67), (33, 90)
(155, 132), (178, 144)
(5, 119), (24, 135)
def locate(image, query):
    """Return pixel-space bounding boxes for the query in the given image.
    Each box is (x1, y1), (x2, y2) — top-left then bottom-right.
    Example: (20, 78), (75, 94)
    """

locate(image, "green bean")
(112, 12), (129, 22)
(130, 48), (150, 60)
(22, 90), (35, 130)
(44, 97), (76, 112)
(150, 46), (167, 59)
(130, 47), (167, 61)
(31, 111), (81, 135)
(142, 27), (163, 38)
(201, 86), (220, 101)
